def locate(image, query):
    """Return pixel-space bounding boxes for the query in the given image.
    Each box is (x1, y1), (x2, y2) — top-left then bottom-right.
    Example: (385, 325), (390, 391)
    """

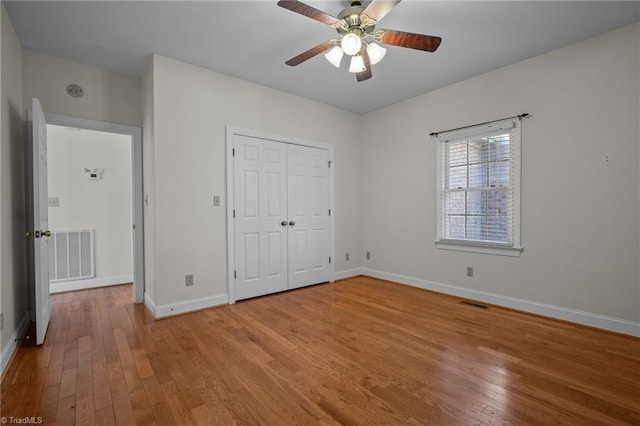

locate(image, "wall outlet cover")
(185, 274), (194, 286)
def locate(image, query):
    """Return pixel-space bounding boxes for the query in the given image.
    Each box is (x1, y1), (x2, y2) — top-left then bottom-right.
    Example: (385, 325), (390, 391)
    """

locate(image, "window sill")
(435, 240), (523, 257)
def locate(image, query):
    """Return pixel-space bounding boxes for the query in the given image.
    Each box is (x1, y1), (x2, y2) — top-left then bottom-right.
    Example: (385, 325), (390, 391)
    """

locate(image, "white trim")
(44, 114), (145, 303)
(226, 126), (335, 304)
(144, 292), (158, 317)
(50, 275), (133, 294)
(334, 268), (363, 280)
(362, 268), (640, 337)
(144, 293), (228, 319)
(226, 127), (235, 304)
(435, 240), (523, 257)
(1, 314), (29, 376)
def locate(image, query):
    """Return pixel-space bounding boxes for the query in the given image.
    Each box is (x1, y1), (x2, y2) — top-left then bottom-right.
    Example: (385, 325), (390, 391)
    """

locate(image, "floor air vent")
(459, 300), (488, 309)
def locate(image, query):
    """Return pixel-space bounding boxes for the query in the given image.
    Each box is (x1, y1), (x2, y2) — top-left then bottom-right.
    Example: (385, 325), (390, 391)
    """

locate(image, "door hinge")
(233, 209), (236, 218)
(232, 148), (235, 156)
(328, 160), (332, 168)
(328, 209), (331, 216)
(234, 270), (237, 279)
(329, 256), (332, 264)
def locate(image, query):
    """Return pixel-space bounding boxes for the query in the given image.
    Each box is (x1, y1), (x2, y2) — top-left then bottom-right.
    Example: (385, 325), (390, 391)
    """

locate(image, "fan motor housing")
(336, 5), (375, 37)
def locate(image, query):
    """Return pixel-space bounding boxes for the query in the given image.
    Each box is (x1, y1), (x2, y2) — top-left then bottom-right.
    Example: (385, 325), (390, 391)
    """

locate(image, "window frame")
(435, 118), (523, 257)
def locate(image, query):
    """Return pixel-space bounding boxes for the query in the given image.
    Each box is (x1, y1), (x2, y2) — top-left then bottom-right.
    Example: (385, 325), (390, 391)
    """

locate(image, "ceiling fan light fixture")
(341, 33), (362, 56)
(324, 46), (344, 68)
(367, 42), (387, 65)
(348, 54), (366, 73)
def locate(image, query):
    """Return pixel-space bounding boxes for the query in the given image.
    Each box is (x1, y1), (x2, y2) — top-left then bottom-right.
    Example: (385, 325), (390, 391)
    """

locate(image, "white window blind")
(436, 118), (522, 256)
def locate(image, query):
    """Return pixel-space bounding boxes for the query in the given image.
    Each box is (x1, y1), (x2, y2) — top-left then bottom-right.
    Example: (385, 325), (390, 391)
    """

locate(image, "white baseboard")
(362, 268), (640, 338)
(50, 275), (133, 294)
(334, 268), (364, 281)
(144, 292), (229, 319)
(1, 313), (29, 376)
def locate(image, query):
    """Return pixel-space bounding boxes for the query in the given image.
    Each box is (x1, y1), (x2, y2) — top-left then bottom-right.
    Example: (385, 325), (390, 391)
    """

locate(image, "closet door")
(287, 144), (331, 289)
(234, 135), (288, 300)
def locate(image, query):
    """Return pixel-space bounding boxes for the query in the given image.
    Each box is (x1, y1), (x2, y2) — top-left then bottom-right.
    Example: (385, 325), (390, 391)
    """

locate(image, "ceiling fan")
(277, 0), (442, 82)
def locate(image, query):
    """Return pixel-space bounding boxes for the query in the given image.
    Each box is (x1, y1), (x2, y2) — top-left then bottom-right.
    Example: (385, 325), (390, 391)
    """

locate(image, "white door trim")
(45, 114), (145, 303)
(226, 126), (335, 304)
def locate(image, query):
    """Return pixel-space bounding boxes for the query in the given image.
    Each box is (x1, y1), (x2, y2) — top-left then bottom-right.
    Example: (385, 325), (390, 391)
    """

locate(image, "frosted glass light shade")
(324, 46), (344, 68)
(341, 33), (362, 56)
(367, 42), (387, 65)
(349, 55), (366, 73)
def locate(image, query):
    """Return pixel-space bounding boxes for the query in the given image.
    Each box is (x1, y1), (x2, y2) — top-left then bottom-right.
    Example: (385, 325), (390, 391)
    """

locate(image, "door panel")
(287, 144), (331, 290)
(30, 98), (51, 345)
(234, 135), (288, 300)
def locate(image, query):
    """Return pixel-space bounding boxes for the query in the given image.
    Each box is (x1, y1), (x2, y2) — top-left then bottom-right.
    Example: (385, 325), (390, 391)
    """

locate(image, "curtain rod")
(429, 113), (530, 137)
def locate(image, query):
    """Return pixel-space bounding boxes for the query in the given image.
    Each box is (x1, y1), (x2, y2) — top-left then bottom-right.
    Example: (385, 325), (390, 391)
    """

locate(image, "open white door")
(30, 98), (51, 345)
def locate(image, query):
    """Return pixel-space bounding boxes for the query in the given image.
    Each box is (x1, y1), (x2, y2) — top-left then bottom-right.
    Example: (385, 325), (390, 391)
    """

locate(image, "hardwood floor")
(2, 276), (639, 425)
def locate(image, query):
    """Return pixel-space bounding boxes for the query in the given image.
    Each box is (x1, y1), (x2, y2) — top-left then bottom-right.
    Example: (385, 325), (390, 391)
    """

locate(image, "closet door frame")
(225, 126), (335, 304)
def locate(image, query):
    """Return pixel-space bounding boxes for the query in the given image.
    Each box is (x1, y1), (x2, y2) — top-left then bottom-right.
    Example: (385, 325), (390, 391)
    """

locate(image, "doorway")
(45, 114), (144, 303)
(47, 124), (133, 294)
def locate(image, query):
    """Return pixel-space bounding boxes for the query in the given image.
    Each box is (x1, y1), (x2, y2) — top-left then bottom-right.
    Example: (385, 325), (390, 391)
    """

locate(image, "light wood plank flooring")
(2, 276), (639, 425)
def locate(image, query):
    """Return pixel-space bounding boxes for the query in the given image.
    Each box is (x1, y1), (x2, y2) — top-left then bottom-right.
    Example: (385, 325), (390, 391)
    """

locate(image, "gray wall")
(360, 23), (640, 326)
(1, 4), (26, 363)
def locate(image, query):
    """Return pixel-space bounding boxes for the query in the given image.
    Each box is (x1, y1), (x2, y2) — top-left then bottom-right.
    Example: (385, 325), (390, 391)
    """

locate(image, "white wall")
(0, 4), (27, 369)
(145, 54), (362, 309)
(22, 51), (142, 127)
(47, 125), (133, 287)
(360, 23), (640, 327)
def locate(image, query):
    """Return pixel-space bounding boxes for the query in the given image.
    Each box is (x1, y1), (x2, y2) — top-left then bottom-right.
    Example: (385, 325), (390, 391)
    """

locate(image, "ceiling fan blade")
(377, 29), (442, 52)
(277, 0), (341, 27)
(356, 48), (372, 82)
(285, 40), (335, 66)
(361, 0), (401, 23)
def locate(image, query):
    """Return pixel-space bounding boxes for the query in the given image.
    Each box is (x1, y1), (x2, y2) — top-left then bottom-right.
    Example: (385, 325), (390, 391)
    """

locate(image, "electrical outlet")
(466, 266), (474, 277)
(213, 195), (220, 206)
(48, 197), (59, 207)
(345, 253), (350, 261)
(185, 274), (194, 286)
(366, 251), (371, 260)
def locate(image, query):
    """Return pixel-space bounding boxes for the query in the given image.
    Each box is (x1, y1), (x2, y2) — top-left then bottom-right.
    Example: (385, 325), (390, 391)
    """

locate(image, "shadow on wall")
(8, 102), (28, 326)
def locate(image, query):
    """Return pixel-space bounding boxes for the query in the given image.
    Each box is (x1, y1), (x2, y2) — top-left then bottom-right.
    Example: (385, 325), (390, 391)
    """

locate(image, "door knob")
(281, 220), (289, 227)
(289, 221), (296, 226)
(42, 230), (51, 237)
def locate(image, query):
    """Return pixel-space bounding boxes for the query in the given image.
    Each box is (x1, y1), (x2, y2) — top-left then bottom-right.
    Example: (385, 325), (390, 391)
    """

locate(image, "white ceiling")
(5, 1), (640, 113)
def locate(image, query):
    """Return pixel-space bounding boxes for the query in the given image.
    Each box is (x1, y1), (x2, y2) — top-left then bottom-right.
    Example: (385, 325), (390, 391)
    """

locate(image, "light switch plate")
(48, 197), (60, 207)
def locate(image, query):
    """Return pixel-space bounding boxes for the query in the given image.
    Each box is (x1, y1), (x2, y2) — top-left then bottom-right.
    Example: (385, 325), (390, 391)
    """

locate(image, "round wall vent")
(66, 84), (84, 98)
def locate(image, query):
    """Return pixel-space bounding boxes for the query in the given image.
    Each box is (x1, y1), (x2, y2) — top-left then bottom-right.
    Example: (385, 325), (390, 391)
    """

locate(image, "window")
(436, 118), (522, 256)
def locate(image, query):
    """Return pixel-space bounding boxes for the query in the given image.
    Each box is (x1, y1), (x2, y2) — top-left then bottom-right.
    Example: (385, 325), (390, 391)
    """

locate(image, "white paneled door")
(233, 134), (331, 301)
(30, 98), (51, 345)
(287, 144), (330, 290)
